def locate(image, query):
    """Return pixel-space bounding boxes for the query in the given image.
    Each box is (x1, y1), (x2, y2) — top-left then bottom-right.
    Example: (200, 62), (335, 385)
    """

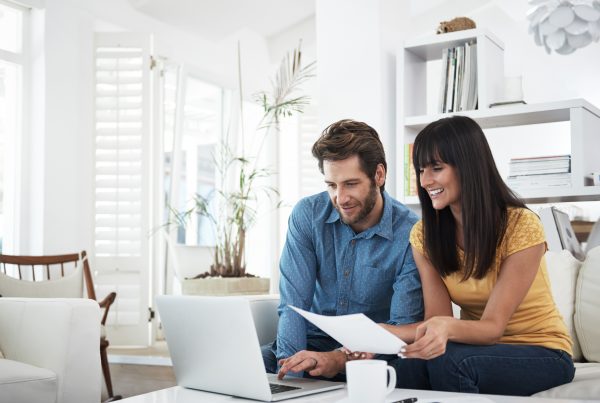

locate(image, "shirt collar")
(325, 202), (340, 224)
(325, 190), (394, 240)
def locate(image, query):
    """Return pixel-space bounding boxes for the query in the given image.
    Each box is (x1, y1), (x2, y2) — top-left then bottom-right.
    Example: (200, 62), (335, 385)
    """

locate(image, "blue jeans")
(261, 335), (347, 381)
(389, 342), (575, 396)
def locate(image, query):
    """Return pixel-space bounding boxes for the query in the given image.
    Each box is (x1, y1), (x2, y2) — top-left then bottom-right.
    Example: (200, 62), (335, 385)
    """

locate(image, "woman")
(378, 116), (575, 395)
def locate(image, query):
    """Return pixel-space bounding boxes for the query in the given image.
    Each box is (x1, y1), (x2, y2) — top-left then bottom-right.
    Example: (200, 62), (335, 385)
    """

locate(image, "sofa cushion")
(575, 245), (600, 362)
(0, 358), (57, 403)
(533, 362), (600, 399)
(0, 268), (83, 298)
(545, 250), (582, 361)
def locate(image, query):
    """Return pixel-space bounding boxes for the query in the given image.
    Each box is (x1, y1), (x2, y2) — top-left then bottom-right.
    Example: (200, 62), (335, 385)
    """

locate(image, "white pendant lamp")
(528, 0), (600, 54)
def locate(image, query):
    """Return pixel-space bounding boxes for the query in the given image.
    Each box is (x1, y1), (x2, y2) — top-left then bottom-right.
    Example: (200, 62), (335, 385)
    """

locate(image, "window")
(0, 1), (26, 253)
(168, 75), (231, 246)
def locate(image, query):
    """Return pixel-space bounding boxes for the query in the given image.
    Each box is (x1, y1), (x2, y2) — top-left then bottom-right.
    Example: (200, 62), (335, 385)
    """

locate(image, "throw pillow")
(575, 245), (600, 362)
(545, 250), (583, 361)
(0, 268), (83, 298)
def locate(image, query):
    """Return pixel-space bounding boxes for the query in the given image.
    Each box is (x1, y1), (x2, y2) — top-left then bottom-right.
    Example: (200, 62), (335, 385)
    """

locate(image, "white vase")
(167, 243), (214, 282)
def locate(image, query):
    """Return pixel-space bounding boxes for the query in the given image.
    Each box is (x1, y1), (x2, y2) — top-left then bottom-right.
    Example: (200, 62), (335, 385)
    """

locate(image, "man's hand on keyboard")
(277, 350), (347, 380)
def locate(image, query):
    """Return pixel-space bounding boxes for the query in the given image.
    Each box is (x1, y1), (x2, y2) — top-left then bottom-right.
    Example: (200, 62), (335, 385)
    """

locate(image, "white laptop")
(156, 295), (345, 401)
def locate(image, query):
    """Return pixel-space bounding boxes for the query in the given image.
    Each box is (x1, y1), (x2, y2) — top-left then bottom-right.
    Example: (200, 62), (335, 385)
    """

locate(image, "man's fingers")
(278, 354), (318, 379)
(308, 367), (322, 376)
(285, 357), (316, 374)
(345, 351), (374, 361)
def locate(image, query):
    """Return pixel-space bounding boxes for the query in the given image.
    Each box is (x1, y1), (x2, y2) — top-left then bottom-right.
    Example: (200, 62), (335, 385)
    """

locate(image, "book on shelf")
(466, 42), (478, 111)
(510, 167), (571, 175)
(404, 144), (410, 196)
(510, 158), (571, 168)
(507, 172), (571, 189)
(404, 143), (417, 197)
(438, 48), (450, 113)
(445, 48), (456, 113)
(438, 41), (477, 113)
(459, 43), (471, 112)
(509, 154), (571, 163)
(508, 154), (571, 178)
(453, 46), (464, 112)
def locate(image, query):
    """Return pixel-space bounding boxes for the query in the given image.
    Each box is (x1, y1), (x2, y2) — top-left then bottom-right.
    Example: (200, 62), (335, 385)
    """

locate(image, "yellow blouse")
(410, 208), (572, 355)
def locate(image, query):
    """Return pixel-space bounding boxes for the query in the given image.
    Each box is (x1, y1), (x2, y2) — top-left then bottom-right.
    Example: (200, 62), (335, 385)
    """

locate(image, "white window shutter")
(93, 33), (152, 346)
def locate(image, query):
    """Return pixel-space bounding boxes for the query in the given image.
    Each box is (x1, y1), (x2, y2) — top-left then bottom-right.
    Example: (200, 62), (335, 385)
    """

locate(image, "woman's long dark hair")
(413, 116), (525, 280)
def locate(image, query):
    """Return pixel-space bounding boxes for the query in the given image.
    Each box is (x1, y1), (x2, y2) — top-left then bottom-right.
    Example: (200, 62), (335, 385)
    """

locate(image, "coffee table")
(119, 385), (593, 402)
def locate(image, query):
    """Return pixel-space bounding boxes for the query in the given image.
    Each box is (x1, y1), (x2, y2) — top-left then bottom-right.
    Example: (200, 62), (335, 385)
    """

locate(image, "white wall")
(40, 0), (94, 254)
(315, 0), (600, 219)
(316, 1), (396, 194)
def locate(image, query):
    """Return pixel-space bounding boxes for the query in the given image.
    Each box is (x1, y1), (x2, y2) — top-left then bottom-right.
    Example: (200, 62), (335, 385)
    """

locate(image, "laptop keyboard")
(269, 383), (301, 394)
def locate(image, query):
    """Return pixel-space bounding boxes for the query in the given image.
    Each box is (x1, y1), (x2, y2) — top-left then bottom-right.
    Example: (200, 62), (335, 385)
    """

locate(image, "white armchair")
(0, 298), (101, 403)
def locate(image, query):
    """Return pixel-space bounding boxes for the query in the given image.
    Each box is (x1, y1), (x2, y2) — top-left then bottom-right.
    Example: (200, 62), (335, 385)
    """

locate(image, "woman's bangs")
(414, 134), (442, 169)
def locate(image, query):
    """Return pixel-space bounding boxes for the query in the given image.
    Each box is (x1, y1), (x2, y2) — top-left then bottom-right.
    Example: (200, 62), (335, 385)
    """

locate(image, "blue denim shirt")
(276, 190), (423, 362)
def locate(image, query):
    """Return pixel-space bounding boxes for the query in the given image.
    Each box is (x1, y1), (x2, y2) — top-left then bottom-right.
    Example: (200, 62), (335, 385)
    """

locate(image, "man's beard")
(338, 181), (378, 226)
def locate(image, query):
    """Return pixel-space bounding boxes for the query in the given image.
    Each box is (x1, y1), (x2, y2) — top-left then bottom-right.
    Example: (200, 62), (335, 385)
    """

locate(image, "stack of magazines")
(438, 41), (478, 113)
(507, 155), (571, 190)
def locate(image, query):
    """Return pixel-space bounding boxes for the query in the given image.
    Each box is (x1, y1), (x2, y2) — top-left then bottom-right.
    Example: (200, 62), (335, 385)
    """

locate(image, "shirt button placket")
(340, 237), (357, 314)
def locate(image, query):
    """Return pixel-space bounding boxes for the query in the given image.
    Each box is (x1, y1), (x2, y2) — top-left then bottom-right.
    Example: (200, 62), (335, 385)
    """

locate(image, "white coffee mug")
(345, 359), (396, 403)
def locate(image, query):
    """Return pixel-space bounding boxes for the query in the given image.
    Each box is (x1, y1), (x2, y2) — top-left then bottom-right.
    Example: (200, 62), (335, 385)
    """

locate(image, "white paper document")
(416, 398), (495, 403)
(289, 305), (406, 354)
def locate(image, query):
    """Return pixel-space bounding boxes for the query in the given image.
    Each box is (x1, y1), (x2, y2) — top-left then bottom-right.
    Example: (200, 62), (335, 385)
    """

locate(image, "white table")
(120, 386), (594, 402)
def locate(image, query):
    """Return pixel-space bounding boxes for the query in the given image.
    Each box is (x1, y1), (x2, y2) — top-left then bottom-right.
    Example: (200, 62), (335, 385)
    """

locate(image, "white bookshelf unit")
(397, 29), (600, 205)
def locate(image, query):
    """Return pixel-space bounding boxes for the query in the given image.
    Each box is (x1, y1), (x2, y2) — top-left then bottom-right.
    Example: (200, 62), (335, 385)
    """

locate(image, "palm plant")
(169, 41), (315, 278)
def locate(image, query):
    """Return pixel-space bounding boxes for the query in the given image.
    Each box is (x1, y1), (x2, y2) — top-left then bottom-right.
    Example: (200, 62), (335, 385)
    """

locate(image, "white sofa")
(532, 246), (600, 399)
(0, 298), (102, 403)
(252, 247), (600, 400)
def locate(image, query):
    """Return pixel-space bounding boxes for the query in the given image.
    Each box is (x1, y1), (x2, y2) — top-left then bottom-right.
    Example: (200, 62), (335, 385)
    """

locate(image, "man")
(261, 119), (423, 380)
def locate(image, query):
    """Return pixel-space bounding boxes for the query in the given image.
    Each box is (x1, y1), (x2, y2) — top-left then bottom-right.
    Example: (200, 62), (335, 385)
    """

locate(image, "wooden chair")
(0, 251), (121, 401)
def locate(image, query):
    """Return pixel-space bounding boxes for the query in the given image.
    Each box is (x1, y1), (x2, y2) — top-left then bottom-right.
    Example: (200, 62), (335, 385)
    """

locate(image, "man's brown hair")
(312, 119), (387, 191)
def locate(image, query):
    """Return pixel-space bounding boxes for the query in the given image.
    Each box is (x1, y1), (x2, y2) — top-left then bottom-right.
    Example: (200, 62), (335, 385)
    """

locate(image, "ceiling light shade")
(527, 0), (600, 54)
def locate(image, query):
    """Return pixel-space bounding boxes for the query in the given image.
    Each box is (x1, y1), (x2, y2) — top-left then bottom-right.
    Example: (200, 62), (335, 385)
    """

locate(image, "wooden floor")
(110, 362), (177, 399)
(108, 342), (177, 399)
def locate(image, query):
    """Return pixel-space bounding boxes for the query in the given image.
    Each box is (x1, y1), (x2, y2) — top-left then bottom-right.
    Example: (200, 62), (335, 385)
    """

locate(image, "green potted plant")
(167, 42), (315, 295)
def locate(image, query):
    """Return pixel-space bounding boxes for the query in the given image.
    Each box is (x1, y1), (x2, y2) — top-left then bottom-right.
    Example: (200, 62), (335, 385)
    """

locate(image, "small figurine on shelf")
(436, 17), (476, 34)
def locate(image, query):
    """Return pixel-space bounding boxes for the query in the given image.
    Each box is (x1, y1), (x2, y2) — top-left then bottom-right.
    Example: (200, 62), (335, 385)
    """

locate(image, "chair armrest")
(97, 291), (117, 325)
(0, 298), (101, 403)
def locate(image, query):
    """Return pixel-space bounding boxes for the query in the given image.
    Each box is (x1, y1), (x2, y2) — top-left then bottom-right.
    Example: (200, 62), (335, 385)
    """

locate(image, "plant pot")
(166, 243), (215, 282)
(182, 277), (270, 296)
